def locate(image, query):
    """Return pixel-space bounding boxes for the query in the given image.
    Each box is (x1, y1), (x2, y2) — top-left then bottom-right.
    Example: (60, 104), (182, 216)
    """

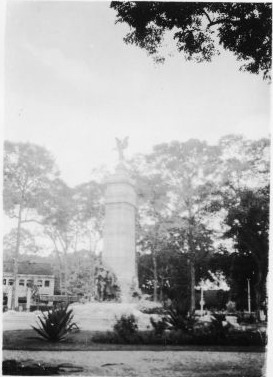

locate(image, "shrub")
(165, 305), (195, 333)
(92, 310), (266, 347)
(150, 317), (168, 336)
(92, 327), (266, 346)
(2, 359), (84, 375)
(165, 329), (194, 345)
(92, 331), (122, 344)
(32, 304), (79, 342)
(137, 300), (164, 314)
(237, 312), (257, 324)
(226, 300), (236, 313)
(92, 329), (191, 345)
(227, 330), (267, 346)
(113, 314), (138, 342)
(209, 313), (228, 340)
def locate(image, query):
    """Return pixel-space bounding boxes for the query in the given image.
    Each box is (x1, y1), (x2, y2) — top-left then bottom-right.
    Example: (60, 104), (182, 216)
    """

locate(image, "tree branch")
(21, 219), (44, 225)
(208, 18), (241, 28)
(202, 9), (212, 24)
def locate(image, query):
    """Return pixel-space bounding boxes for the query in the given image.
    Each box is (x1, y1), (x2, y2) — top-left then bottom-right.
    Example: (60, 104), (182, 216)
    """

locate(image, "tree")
(40, 178), (78, 296)
(72, 180), (104, 257)
(3, 228), (40, 261)
(224, 186), (269, 316)
(199, 135), (270, 313)
(138, 221), (170, 302)
(3, 141), (58, 309)
(70, 180), (105, 298)
(168, 220), (215, 307)
(40, 178), (105, 298)
(218, 135), (270, 191)
(145, 140), (220, 312)
(111, 2), (272, 79)
(138, 245), (189, 302)
(135, 172), (171, 302)
(130, 140), (221, 310)
(65, 249), (100, 299)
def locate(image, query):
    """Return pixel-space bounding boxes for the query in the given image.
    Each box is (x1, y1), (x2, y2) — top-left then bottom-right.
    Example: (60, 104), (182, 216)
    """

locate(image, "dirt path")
(3, 350), (266, 377)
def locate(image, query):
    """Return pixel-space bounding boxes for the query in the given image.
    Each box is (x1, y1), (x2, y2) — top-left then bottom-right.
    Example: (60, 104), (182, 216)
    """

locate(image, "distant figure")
(115, 137), (129, 161)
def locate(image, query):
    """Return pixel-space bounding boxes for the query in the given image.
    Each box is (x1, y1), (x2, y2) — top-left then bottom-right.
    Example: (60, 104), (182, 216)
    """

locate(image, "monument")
(102, 137), (139, 302)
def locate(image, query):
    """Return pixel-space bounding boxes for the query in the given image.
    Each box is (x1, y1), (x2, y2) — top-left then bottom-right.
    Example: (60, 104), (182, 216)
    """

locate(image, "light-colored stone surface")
(3, 302), (155, 331)
(2, 350), (266, 377)
(103, 162), (138, 301)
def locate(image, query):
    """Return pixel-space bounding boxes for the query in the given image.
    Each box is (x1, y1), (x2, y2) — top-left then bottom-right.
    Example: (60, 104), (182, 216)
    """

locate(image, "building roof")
(3, 261), (54, 275)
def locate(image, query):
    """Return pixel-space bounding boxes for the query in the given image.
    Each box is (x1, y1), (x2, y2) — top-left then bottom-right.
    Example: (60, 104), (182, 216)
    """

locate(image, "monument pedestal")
(103, 162), (138, 302)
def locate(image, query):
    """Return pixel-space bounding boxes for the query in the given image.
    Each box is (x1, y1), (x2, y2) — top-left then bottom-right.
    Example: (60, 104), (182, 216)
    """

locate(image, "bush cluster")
(113, 314), (139, 342)
(92, 310), (267, 347)
(137, 300), (165, 315)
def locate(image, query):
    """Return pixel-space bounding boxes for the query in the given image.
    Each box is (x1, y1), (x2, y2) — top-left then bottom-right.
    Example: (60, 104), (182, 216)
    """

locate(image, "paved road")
(3, 350), (266, 377)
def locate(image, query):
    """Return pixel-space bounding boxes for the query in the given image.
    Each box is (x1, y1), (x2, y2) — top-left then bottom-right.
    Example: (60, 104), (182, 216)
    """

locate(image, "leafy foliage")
(224, 186), (269, 313)
(32, 304), (78, 342)
(135, 139), (220, 311)
(165, 303), (195, 333)
(111, 2), (272, 79)
(150, 316), (168, 336)
(4, 141), (58, 309)
(137, 300), (164, 314)
(138, 249), (190, 303)
(3, 229), (40, 261)
(4, 141), (58, 217)
(93, 312), (266, 346)
(2, 359), (84, 375)
(113, 314), (138, 341)
(195, 313), (228, 341)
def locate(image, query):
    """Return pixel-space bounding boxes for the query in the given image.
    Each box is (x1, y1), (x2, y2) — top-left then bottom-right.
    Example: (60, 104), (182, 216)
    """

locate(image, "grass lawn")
(3, 329), (266, 352)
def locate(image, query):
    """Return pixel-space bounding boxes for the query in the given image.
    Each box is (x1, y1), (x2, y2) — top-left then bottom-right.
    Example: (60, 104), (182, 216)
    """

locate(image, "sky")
(4, 1), (271, 187)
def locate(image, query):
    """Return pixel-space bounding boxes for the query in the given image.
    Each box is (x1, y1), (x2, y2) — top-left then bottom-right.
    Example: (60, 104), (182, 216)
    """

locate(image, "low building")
(3, 261), (55, 310)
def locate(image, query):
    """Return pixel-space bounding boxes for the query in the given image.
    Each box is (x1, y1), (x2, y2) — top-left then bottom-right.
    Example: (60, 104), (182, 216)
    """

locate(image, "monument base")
(71, 302), (156, 331)
(118, 276), (140, 303)
(3, 301), (162, 332)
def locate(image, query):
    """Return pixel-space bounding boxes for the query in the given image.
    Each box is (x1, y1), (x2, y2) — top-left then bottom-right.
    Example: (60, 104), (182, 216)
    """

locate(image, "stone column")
(103, 162), (138, 302)
(26, 288), (32, 311)
(7, 287), (12, 310)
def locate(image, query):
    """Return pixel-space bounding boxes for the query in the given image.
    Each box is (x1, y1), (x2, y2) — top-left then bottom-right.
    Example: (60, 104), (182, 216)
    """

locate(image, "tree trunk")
(152, 250), (158, 302)
(252, 254), (263, 320)
(64, 249), (68, 299)
(188, 218), (196, 314)
(12, 204), (23, 310)
(254, 269), (263, 320)
(89, 253), (96, 299)
(52, 245), (63, 295)
(159, 277), (163, 302)
(190, 259), (196, 313)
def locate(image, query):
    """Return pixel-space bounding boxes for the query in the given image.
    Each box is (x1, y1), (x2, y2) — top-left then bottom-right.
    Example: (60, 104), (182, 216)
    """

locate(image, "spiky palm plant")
(166, 305), (195, 333)
(32, 304), (78, 342)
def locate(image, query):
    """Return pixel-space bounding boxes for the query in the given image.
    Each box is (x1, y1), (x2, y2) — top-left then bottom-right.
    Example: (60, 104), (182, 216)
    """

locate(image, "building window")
(3, 279), (6, 285)
(3, 295), (8, 305)
(44, 280), (50, 287)
(19, 279), (25, 286)
(27, 280), (33, 288)
(8, 279), (14, 286)
(37, 280), (43, 287)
